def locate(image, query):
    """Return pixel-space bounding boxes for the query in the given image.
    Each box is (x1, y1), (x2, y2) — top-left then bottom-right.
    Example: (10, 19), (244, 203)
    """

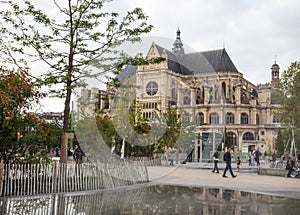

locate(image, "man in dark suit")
(222, 147), (237, 178)
(286, 157), (296, 177)
(212, 150), (220, 173)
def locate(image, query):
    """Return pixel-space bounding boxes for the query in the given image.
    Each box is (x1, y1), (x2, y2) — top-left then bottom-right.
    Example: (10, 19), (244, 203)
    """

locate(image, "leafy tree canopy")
(276, 61), (300, 128)
(0, 0), (154, 162)
(0, 66), (60, 163)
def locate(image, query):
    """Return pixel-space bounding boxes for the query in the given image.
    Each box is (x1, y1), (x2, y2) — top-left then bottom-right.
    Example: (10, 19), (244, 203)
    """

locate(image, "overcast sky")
(25, 0), (300, 112)
(125, 0), (300, 83)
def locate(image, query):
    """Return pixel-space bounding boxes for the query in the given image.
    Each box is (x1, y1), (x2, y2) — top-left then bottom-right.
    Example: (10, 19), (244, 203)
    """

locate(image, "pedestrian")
(271, 152), (276, 162)
(74, 144), (85, 164)
(286, 157), (296, 178)
(54, 145), (60, 157)
(255, 150), (260, 166)
(212, 150), (220, 173)
(250, 150), (255, 166)
(237, 156), (241, 172)
(222, 147), (237, 178)
(248, 154), (251, 166)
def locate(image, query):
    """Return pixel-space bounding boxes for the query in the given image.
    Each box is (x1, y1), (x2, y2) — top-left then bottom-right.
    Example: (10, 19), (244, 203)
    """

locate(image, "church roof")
(271, 62), (280, 69)
(116, 30), (240, 80)
(116, 65), (137, 81)
(155, 43), (239, 75)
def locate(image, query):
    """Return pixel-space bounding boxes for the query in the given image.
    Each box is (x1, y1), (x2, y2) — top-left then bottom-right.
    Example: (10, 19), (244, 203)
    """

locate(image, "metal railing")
(0, 159), (148, 197)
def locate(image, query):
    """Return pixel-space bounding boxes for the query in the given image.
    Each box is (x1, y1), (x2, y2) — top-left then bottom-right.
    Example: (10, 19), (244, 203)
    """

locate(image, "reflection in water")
(1, 184), (299, 215)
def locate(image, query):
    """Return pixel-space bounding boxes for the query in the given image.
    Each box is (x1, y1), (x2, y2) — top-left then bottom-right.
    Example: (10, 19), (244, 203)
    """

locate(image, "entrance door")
(248, 145), (255, 152)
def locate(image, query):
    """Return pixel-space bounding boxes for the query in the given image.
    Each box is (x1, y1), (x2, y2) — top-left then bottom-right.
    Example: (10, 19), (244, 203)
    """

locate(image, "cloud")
(12, 0), (300, 111)
(127, 0), (300, 84)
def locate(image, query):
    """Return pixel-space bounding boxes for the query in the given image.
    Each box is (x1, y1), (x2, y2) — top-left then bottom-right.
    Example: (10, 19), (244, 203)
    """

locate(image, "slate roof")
(158, 44), (239, 74)
(116, 43), (239, 80)
(116, 65), (137, 81)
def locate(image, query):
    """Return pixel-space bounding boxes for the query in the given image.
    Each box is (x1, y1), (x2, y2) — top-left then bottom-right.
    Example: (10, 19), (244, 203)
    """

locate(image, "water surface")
(1, 184), (299, 214)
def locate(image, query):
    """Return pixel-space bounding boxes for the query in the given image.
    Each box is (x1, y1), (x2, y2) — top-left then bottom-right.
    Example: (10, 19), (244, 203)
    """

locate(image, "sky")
(124, 0), (300, 83)
(10, 0), (300, 112)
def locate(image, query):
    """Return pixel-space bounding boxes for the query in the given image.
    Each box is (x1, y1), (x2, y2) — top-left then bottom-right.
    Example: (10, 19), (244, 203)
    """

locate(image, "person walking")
(74, 144), (85, 164)
(237, 156), (241, 172)
(222, 147), (237, 178)
(286, 157), (296, 177)
(255, 150), (261, 166)
(212, 150), (220, 173)
(250, 150), (255, 166)
(54, 145), (60, 157)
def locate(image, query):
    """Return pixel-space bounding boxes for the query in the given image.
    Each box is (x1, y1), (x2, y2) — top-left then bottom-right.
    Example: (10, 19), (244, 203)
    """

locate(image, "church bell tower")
(271, 60), (280, 88)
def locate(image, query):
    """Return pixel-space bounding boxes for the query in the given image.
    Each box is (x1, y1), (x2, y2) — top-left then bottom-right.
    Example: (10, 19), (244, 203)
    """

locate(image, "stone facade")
(77, 29), (282, 154)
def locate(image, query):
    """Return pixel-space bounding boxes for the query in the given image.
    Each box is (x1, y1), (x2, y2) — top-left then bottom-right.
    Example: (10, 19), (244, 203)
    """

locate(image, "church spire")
(172, 28), (184, 55)
(271, 58), (280, 88)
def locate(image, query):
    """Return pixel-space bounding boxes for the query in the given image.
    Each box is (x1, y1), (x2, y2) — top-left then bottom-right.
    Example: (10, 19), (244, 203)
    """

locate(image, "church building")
(77, 29), (282, 158)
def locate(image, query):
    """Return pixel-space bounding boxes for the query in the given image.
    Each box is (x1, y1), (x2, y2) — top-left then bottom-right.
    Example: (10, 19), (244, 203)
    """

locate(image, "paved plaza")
(147, 162), (300, 199)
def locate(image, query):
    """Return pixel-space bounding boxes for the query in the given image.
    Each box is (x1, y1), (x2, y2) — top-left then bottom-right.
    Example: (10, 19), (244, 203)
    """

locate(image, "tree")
(275, 61), (300, 155)
(0, 0), (153, 162)
(95, 115), (119, 149)
(127, 101), (153, 157)
(276, 62), (300, 127)
(0, 66), (48, 163)
(275, 128), (285, 157)
(157, 106), (181, 165)
(17, 116), (63, 162)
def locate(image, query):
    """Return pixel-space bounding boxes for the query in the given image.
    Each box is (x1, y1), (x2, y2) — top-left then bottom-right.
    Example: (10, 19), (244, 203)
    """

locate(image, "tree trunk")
(60, 132), (68, 163)
(165, 147), (169, 167)
(176, 144), (179, 164)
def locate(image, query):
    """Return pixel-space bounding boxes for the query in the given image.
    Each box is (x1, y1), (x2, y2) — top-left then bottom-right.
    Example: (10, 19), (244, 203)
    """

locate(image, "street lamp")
(121, 136), (128, 159)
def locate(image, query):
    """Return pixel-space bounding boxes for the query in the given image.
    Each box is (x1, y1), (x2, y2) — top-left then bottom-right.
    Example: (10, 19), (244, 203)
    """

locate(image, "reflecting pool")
(1, 184), (299, 214)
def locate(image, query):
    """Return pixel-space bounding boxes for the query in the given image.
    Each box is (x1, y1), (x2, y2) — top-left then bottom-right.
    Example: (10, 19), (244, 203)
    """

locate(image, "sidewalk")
(147, 163), (300, 199)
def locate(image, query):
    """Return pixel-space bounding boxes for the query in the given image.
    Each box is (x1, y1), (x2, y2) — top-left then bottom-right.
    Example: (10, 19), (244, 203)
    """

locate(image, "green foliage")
(127, 102), (156, 157)
(0, 0), (154, 134)
(0, 66), (56, 163)
(276, 62), (300, 128)
(95, 115), (120, 149)
(128, 101), (151, 135)
(276, 128), (300, 157)
(275, 129), (285, 157)
(156, 106), (181, 152)
(128, 144), (154, 157)
(0, 113), (62, 163)
(274, 61), (300, 155)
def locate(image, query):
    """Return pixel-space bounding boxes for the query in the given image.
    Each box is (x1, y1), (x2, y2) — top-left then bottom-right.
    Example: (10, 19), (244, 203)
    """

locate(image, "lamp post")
(121, 136), (127, 159)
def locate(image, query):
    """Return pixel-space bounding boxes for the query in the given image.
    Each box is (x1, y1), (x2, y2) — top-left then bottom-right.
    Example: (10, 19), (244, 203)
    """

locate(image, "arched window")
(183, 96), (190, 105)
(143, 112), (152, 119)
(226, 112), (234, 124)
(209, 112), (219, 124)
(252, 89), (258, 97)
(241, 112), (248, 124)
(195, 112), (204, 124)
(182, 112), (190, 125)
(222, 82), (226, 97)
(256, 114), (259, 125)
(171, 88), (177, 101)
(273, 115), (280, 123)
(196, 88), (202, 104)
(243, 132), (254, 140)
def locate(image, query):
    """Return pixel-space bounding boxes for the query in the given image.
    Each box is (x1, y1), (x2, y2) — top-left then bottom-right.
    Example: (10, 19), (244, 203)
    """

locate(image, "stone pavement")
(147, 162), (300, 199)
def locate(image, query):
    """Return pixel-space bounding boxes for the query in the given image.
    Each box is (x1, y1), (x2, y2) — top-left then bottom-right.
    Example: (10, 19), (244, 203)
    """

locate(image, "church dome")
(271, 62), (280, 69)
